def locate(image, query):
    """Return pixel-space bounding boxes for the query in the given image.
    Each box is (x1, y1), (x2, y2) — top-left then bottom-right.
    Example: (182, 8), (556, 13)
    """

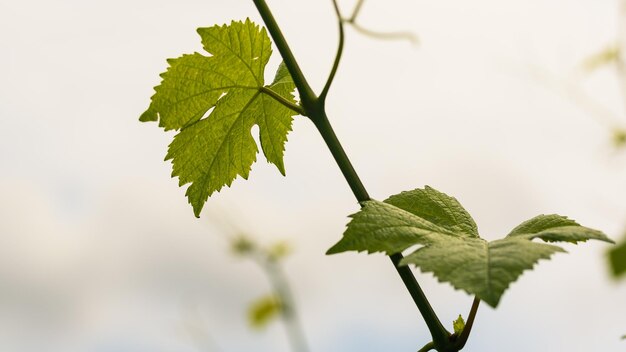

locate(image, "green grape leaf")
(141, 19), (298, 216)
(608, 237), (626, 278)
(453, 314), (465, 335)
(248, 294), (282, 329)
(327, 186), (613, 307)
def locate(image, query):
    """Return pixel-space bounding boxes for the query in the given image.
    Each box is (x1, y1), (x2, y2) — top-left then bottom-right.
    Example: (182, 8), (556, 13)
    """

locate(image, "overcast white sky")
(1, 0), (626, 351)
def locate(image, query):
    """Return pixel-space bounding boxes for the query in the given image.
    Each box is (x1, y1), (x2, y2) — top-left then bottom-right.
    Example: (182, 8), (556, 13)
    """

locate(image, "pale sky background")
(1, 0), (626, 351)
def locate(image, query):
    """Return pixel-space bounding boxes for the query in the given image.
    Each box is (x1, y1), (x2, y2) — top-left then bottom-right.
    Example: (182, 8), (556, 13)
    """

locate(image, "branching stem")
(320, 0), (345, 103)
(346, 22), (418, 45)
(251, 0), (476, 350)
(349, 0), (365, 22)
(344, 0), (418, 45)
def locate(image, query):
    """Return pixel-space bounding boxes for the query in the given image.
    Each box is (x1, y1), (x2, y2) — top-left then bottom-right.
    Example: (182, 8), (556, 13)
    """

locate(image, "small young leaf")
(248, 294), (282, 329)
(142, 19), (298, 216)
(609, 237), (626, 278)
(453, 314), (465, 335)
(328, 186), (612, 307)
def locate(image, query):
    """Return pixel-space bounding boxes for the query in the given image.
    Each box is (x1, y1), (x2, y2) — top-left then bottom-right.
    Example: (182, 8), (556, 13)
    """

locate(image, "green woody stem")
(251, 0), (455, 349)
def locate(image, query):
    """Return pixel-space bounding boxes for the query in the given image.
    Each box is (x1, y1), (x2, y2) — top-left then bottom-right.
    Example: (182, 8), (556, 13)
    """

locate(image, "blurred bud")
(612, 129), (626, 148)
(231, 235), (256, 255)
(267, 241), (291, 262)
(582, 45), (620, 73)
(247, 294), (282, 329)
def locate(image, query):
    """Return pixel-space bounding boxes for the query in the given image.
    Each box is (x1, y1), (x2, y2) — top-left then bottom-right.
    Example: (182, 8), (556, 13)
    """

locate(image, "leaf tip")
(192, 204), (203, 218)
(139, 106), (158, 122)
(275, 162), (286, 176)
(326, 243), (343, 255)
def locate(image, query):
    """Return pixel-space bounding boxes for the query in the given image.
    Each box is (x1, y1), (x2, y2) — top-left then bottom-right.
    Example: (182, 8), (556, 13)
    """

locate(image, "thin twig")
(320, 0), (346, 102)
(348, 22), (418, 45)
(260, 86), (306, 115)
(343, 0), (418, 45)
(349, 0), (365, 22)
(204, 209), (309, 352)
(417, 341), (435, 352)
(529, 64), (624, 130)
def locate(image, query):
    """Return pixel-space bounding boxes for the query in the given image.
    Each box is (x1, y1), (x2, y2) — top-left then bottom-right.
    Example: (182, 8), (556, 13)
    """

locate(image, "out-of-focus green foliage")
(612, 129), (626, 148)
(608, 236), (626, 278)
(267, 241), (291, 261)
(248, 294), (283, 329)
(232, 235), (257, 255)
(582, 45), (620, 72)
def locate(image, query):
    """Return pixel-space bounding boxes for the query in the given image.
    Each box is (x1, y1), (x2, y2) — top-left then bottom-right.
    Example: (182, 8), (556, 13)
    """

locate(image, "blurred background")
(1, 0), (626, 351)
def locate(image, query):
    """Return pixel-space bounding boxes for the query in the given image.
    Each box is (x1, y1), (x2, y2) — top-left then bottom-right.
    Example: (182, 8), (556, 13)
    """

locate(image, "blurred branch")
(342, 0), (418, 45)
(232, 234), (310, 352)
(528, 64), (626, 132)
(349, 22), (418, 44)
(348, 0), (365, 22)
(207, 210), (309, 352)
(179, 302), (222, 352)
(615, 0), (626, 116)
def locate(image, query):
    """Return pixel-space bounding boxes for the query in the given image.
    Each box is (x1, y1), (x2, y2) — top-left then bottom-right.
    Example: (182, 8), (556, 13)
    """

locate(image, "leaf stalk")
(260, 86), (306, 115)
(319, 0), (345, 103)
(252, 0), (317, 112)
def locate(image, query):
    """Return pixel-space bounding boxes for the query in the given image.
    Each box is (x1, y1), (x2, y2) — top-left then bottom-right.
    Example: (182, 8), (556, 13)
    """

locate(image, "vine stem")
(312, 110), (451, 349)
(251, 0), (459, 350)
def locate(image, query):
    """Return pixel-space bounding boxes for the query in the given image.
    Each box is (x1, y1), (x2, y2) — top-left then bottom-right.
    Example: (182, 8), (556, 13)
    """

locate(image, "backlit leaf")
(142, 19), (298, 216)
